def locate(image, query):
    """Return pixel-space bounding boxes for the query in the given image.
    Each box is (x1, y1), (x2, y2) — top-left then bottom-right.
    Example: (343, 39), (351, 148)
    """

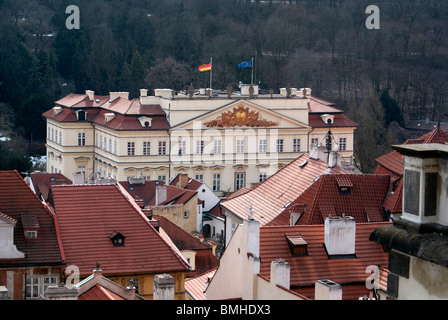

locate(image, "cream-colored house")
(371, 143), (448, 300)
(43, 86), (357, 195)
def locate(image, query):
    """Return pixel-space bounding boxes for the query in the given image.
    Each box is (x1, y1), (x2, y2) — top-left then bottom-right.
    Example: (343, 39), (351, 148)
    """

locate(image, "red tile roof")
(78, 284), (125, 300)
(153, 215), (219, 277)
(308, 96), (358, 128)
(119, 180), (197, 207)
(375, 128), (448, 213)
(43, 93), (169, 130)
(0, 171), (64, 266)
(29, 173), (72, 202)
(221, 154), (348, 226)
(259, 222), (391, 299)
(308, 96), (343, 113)
(269, 174), (390, 226)
(308, 113), (358, 128)
(49, 183), (190, 277)
(185, 268), (217, 300)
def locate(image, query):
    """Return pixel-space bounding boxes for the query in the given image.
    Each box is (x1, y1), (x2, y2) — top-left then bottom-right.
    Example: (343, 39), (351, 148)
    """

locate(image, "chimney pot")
(155, 186), (167, 205)
(270, 259), (290, 290)
(324, 216), (356, 256)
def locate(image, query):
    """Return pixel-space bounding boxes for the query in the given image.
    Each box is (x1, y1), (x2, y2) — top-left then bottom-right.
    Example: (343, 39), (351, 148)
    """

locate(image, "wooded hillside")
(0, 0), (447, 172)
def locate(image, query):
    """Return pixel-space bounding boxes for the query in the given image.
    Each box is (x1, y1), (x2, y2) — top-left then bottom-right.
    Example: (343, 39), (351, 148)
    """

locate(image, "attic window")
(138, 116), (152, 128)
(21, 213), (40, 240)
(110, 232), (126, 247)
(75, 110), (87, 121)
(335, 176), (353, 195)
(285, 234), (308, 257)
(320, 114), (334, 125)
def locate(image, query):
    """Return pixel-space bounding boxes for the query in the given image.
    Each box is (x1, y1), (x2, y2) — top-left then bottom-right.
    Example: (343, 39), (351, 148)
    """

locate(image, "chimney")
(178, 174), (189, 189)
(247, 219), (260, 258)
(140, 88), (148, 97)
(315, 279), (342, 300)
(207, 240), (218, 256)
(270, 259), (290, 290)
(85, 90), (95, 101)
(328, 152), (338, 168)
(153, 273), (175, 300)
(109, 92), (129, 102)
(324, 216), (356, 257)
(155, 186), (167, 205)
(126, 279), (137, 300)
(72, 172), (85, 185)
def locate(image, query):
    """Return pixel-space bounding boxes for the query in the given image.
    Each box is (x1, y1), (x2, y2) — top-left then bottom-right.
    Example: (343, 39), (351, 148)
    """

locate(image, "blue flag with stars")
(238, 60), (252, 69)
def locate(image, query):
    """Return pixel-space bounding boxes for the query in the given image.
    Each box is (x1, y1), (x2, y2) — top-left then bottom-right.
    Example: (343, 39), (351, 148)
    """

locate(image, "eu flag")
(238, 60), (252, 69)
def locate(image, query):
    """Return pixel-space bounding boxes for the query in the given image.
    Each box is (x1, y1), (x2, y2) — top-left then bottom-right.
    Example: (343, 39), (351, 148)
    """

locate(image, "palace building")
(43, 85), (357, 195)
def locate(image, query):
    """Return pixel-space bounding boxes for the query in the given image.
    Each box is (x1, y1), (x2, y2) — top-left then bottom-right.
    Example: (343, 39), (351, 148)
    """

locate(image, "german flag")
(198, 63), (212, 72)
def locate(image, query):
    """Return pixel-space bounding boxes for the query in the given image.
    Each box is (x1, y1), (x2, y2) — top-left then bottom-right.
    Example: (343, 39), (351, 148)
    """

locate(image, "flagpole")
(251, 57), (254, 84)
(210, 57), (213, 91)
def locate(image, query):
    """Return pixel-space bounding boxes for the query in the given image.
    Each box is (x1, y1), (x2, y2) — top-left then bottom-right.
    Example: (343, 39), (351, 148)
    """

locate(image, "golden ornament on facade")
(204, 105), (279, 128)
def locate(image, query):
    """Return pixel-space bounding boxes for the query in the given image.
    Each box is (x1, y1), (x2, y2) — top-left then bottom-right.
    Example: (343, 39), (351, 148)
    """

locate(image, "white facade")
(45, 86), (356, 196)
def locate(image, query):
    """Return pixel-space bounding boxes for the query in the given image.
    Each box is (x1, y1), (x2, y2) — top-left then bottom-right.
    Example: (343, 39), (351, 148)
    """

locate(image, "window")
(213, 174), (221, 191)
(78, 133), (86, 146)
(100, 134), (103, 149)
(48, 127), (50, 140)
(26, 278), (40, 298)
(195, 174), (203, 182)
(143, 141), (151, 156)
(276, 139), (284, 153)
(158, 175), (166, 184)
(114, 140), (117, 154)
(158, 141), (166, 155)
(311, 138), (319, 145)
(339, 138), (347, 151)
(43, 277), (58, 294)
(183, 211), (189, 218)
(178, 140), (186, 155)
(196, 140), (204, 154)
(259, 139), (267, 153)
(96, 133), (98, 147)
(59, 131), (62, 145)
(236, 139), (244, 154)
(108, 138), (112, 152)
(25, 231), (37, 239)
(293, 138), (301, 152)
(127, 142), (135, 156)
(259, 172), (267, 183)
(104, 136), (107, 150)
(110, 232), (125, 247)
(214, 140), (222, 155)
(51, 128), (54, 141)
(235, 173), (245, 190)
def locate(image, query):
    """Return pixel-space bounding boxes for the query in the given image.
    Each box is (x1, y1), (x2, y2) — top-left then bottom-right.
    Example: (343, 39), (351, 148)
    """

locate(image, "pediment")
(171, 100), (310, 130)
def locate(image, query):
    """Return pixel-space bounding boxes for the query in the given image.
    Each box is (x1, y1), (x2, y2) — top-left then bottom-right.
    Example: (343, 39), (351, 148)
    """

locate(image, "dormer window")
(21, 213), (39, 241)
(138, 116), (152, 128)
(285, 233), (308, 257)
(320, 114), (335, 125)
(110, 232), (126, 247)
(335, 175), (353, 195)
(75, 110), (87, 121)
